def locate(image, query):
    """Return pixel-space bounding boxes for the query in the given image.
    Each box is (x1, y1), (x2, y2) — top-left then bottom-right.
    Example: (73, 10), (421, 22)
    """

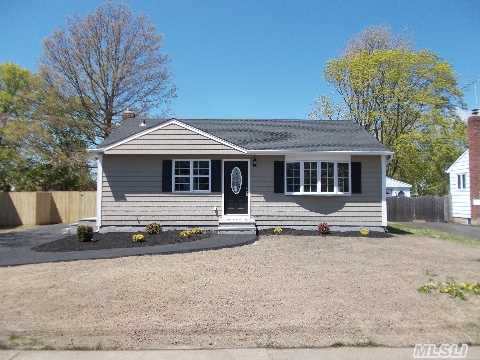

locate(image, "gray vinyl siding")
(101, 155), (232, 227)
(105, 123), (243, 155)
(101, 154), (383, 228)
(250, 155), (383, 227)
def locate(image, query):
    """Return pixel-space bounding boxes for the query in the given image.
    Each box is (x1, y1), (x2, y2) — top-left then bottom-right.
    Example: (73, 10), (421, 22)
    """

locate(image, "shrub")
(179, 228), (203, 238)
(132, 233), (145, 242)
(359, 228), (370, 236)
(179, 230), (192, 238)
(77, 225), (93, 242)
(190, 227), (203, 235)
(318, 223), (330, 235)
(273, 226), (283, 235)
(145, 223), (161, 235)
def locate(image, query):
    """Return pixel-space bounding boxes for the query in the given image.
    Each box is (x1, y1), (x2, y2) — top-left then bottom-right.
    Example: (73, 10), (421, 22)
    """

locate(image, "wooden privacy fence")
(387, 196), (450, 222)
(0, 191), (96, 227)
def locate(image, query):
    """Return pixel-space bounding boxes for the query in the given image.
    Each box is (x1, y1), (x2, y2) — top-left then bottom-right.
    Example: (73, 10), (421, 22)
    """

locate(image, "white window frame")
(284, 160), (351, 196)
(457, 173), (467, 190)
(172, 159), (211, 193)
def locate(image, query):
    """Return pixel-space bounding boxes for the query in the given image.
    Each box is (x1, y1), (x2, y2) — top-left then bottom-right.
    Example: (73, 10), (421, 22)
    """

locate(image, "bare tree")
(40, 3), (176, 140)
(345, 25), (410, 56)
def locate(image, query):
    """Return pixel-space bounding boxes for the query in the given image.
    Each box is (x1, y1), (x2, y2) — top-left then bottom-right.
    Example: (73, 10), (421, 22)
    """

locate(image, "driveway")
(0, 233), (479, 350)
(395, 221), (480, 240)
(0, 224), (254, 266)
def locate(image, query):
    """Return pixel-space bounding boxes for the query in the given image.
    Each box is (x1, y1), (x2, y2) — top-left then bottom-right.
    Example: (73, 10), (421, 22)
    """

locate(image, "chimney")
(468, 109), (480, 224)
(122, 109), (136, 121)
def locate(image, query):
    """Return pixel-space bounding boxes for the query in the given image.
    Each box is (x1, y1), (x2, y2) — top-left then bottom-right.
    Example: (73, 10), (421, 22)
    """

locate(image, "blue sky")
(0, 0), (479, 118)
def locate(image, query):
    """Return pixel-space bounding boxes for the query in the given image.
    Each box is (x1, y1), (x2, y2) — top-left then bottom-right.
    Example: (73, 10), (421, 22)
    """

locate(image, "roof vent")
(140, 119), (146, 127)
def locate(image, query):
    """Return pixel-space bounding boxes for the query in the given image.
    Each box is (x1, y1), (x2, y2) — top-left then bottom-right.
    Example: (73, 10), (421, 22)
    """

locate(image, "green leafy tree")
(0, 63), (94, 191)
(313, 27), (466, 195)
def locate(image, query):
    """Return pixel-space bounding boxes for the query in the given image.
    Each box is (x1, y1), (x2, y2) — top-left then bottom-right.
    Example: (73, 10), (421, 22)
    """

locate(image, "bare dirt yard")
(0, 233), (479, 350)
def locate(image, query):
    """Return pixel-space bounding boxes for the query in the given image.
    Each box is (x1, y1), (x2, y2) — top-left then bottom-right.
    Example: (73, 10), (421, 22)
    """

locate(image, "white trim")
(172, 159), (211, 193)
(284, 160), (351, 196)
(381, 155), (387, 226)
(221, 159), (250, 217)
(102, 119), (248, 153)
(250, 150), (393, 156)
(96, 154), (103, 231)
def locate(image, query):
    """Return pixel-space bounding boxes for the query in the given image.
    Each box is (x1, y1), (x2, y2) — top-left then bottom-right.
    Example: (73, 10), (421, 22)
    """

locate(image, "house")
(89, 114), (393, 233)
(445, 109), (480, 225)
(386, 177), (412, 197)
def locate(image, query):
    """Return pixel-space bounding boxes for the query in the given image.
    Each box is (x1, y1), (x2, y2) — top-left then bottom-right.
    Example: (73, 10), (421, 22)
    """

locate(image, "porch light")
(253, 158), (257, 167)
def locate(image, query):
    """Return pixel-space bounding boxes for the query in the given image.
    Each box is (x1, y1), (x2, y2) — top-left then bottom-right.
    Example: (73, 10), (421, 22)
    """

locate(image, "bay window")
(173, 160), (211, 192)
(285, 160), (351, 195)
(286, 162), (300, 193)
(303, 162), (317, 192)
(320, 162), (334, 193)
(337, 163), (350, 193)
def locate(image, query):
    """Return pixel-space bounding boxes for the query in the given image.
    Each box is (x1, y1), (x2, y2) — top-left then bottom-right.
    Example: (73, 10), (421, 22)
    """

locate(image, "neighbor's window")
(320, 162), (334, 193)
(285, 160), (351, 195)
(173, 160), (210, 192)
(457, 174), (466, 190)
(303, 162), (317, 192)
(286, 162), (300, 193)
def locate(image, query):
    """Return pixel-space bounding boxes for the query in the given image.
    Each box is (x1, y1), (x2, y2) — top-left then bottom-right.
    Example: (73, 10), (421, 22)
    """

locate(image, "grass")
(388, 222), (479, 246)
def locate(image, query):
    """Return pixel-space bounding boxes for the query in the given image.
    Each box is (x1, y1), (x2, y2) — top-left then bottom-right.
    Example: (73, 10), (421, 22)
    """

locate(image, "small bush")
(132, 233), (145, 242)
(190, 227), (203, 235)
(359, 228), (370, 236)
(77, 225), (93, 242)
(318, 223), (330, 235)
(273, 226), (283, 235)
(179, 228), (203, 238)
(145, 223), (161, 235)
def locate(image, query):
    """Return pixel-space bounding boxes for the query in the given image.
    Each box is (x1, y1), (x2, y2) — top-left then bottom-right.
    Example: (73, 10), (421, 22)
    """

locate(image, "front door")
(224, 161), (248, 215)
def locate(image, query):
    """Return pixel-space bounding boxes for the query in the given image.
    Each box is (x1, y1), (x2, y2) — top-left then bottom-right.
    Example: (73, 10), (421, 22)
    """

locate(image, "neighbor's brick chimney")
(122, 108), (136, 121)
(468, 109), (480, 224)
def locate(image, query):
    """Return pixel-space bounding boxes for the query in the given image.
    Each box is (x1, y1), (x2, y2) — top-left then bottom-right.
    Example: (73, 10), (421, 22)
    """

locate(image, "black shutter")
(211, 160), (221, 192)
(162, 160), (172, 192)
(351, 162), (362, 194)
(274, 161), (285, 193)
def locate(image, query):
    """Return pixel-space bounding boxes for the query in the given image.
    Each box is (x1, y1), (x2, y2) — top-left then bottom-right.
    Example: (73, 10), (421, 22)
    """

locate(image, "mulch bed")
(33, 231), (211, 252)
(257, 228), (393, 238)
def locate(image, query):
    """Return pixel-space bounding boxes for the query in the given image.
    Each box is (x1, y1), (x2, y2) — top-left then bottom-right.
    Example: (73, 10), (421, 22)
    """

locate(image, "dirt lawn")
(1, 234), (479, 350)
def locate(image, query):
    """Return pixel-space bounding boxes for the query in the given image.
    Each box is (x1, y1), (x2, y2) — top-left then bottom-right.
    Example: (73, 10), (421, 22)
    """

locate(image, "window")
(321, 162), (334, 193)
(173, 160), (210, 192)
(303, 162), (317, 192)
(286, 162), (300, 192)
(457, 174), (466, 190)
(337, 163), (350, 193)
(193, 160), (210, 191)
(285, 160), (351, 195)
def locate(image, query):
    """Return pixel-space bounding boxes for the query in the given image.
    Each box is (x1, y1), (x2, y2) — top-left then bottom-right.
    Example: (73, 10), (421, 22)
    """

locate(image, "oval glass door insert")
(231, 166), (242, 194)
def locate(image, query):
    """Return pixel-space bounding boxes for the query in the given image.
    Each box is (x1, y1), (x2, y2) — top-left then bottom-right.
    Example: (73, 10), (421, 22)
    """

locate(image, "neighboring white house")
(386, 177), (412, 197)
(446, 150), (471, 223)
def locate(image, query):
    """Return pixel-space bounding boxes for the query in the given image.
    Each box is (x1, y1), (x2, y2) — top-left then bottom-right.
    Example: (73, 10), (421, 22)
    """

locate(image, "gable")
(104, 122), (245, 155)
(446, 150), (469, 173)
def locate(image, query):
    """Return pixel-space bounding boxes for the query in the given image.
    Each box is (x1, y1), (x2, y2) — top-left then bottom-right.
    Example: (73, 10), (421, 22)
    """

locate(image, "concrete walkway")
(2, 347), (478, 360)
(0, 224), (256, 266)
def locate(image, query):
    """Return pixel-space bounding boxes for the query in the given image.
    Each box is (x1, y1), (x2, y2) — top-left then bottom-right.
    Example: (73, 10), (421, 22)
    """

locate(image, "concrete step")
(217, 224), (257, 234)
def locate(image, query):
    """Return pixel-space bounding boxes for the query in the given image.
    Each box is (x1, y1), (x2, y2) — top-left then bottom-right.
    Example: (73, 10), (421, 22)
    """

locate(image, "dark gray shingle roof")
(99, 118), (390, 152)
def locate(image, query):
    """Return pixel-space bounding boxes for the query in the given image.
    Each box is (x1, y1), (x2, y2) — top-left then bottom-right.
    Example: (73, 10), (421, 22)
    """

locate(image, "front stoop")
(217, 216), (256, 234)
